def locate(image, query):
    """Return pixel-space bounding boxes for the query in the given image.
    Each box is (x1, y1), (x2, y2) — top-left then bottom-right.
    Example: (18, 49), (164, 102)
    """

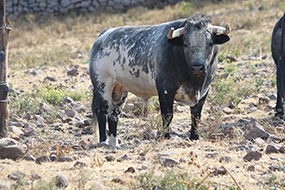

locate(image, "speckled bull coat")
(89, 15), (230, 147)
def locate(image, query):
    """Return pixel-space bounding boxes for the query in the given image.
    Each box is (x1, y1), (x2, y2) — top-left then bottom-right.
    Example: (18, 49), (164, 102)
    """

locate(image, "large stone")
(61, 0), (71, 7)
(244, 123), (270, 140)
(0, 138), (27, 160)
(55, 174), (68, 188)
(265, 142), (280, 154)
(36, 155), (51, 164)
(8, 126), (24, 136)
(243, 150), (262, 162)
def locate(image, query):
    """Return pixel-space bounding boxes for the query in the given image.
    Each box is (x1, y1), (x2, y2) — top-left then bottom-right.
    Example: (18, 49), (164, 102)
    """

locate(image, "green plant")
(33, 84), (88, 106)
(255, 76), (264, 93)
(180, 1), (193, 15)
(132, 170), (197, 190)
(9, 95), (41, 115)
(33, 179), (57, 190)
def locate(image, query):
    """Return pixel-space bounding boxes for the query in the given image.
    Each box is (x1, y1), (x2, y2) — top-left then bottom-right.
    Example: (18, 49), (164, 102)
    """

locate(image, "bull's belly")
(114, 75), (158, 100)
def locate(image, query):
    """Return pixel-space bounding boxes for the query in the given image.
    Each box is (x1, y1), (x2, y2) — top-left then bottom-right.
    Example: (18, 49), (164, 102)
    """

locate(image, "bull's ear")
(167, 37), (184, 47)
(213, 34), (230, 45)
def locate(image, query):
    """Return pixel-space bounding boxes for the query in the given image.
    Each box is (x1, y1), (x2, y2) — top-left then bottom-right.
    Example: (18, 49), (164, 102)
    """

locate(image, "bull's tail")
(277, 13), (285, 99)
(91, 114), (99, 143)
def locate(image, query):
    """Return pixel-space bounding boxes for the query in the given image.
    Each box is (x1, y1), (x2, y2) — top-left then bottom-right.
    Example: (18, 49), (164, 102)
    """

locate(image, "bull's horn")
(167, 27), (185, 39)
(212, 23), (231, 35)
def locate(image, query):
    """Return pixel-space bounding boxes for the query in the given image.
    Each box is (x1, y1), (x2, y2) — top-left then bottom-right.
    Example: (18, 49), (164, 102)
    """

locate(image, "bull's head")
(167, 17), (230, 77)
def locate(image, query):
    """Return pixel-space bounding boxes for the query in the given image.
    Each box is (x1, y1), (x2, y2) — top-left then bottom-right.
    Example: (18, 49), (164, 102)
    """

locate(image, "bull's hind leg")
(108, 84), (128, 147)
(91, 80), (114, 144)
(91, 90), (109, 144)
(275, 92), (284, 118)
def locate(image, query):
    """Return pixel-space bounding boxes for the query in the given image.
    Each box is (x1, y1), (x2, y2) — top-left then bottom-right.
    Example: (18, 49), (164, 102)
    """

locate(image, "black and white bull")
(89, 15), (231, 147)
(271, 13), (285, 118)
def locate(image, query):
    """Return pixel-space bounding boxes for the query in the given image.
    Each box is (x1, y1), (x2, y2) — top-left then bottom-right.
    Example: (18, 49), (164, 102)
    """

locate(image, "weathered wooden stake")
(0, 0), (11, 138)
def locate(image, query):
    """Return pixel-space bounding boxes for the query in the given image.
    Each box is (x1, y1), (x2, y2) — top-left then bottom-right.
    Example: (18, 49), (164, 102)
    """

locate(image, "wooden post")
(0, 0), (11, 138)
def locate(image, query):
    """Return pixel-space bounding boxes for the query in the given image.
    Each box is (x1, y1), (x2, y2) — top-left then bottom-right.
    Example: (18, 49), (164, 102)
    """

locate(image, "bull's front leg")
(158, 88), (175, 138)
(190, 92), (208, 140)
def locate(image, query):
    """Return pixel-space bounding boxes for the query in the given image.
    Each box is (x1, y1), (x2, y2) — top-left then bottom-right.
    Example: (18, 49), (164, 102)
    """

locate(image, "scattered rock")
(244, 123), (270, 140)
(265, 142), (279, 154)
(120, 154), (132, 161)
(58, 156), (74, 162)
(66, 109), (76, 118)
(23, 155), (36, 161)
(223, 107), (232, 115)
(55, 174), (68, 188)
(219, 156), (232, 163)
(78, 139), (89, 150)
(269, 165), (283, 172)
(62, 97), (74, 104)
(158, 151), (177, 157)
(44, 76), (58, 82)
(105, 155), (116, 162)
(279, 144), (285, 153)
(35, 155), (51, 164)
(7, 172), (25, 181)
(124, 167), (135, 173)
(50, 154), (57, 162)
(160, 158), (179, 167)
(74, 161), (87, 168)
(270, 157), (281, 161)
(0, 138), (27, 160)
(214, 167), (227, 175)
(252, 137), (265, 146)
(179, 157), (187, 163)
(205, 152), (219, 159)
(67, 68), (79, 76)
(259, 97), (270, 104)
(149, 130), (160, 138)
(23, 126), (36, 136)
(112, 177), (123, 184)
(8, 126), (24, 136)
(247, 165), (256, 172)
(39, 102), (52, 113)
(243, 150), (262, 162)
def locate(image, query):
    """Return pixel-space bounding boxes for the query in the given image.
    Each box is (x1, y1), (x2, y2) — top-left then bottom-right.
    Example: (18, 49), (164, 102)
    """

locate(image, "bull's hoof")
(275, 112), (285, 120)
(164, 133), (170, 139)
(190, 133), (199, 140)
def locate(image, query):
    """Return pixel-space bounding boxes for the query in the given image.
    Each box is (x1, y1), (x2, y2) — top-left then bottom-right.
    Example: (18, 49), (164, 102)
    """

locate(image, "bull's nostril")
(191, 65), (205, 75)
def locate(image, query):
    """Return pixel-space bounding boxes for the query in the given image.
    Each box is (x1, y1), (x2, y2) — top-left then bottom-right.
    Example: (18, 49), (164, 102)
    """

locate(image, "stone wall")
(5, 0), (182, 19)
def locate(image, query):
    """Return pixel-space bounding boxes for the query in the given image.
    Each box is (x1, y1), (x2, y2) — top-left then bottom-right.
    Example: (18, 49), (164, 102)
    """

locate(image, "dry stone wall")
(5, 0), (181, 19)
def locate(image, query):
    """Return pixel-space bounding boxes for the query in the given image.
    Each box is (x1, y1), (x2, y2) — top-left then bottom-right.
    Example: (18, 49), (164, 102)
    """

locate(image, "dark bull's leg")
(190, 92), (208, 140)
(91, 90), (109, 143)
(275, 91), (284, 118)
(158, 89), (175, 138)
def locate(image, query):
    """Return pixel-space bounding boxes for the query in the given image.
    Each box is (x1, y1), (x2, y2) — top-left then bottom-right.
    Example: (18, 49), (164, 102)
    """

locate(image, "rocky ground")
(0, 49), (285, 190)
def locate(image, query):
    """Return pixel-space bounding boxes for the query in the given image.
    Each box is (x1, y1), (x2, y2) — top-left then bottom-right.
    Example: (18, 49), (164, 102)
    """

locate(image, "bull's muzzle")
(191, 65), (205, 75)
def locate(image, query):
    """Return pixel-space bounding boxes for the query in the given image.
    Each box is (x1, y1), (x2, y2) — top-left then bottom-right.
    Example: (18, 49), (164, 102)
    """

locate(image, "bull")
(89, 15), (231, 147)
(271, 13), (285, 118)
